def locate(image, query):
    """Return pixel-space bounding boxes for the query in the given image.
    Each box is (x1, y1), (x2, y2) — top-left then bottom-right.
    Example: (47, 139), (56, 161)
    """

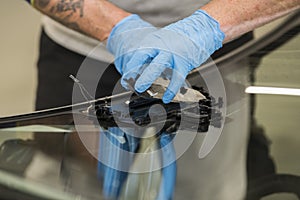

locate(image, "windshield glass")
(0, 13), (299, 200)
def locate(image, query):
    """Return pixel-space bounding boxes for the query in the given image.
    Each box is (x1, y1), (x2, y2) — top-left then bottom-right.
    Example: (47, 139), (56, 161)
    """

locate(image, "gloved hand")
(107, 14), (156, 75)
(119, 10), (225, 103)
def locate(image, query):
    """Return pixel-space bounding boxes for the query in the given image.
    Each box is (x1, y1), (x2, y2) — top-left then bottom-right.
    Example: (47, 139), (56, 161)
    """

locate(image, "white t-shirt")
(42, 0), (209, 62)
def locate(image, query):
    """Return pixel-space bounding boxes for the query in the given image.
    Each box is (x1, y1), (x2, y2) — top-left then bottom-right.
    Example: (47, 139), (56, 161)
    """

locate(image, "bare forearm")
(202, 0), (300, 42)
(31, 0), (299, 43)
(33, 0), (131, 41)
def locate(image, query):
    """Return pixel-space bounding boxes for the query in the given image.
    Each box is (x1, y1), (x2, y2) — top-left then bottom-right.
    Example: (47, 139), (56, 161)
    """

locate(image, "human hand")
(107, 14), (156, 75)
(119, 10), (225, 103)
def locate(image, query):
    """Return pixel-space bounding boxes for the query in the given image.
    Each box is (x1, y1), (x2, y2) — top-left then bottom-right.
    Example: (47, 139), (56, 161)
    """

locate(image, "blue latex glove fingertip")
(163, 89), (175, 104)
(135, 84), (149, 94)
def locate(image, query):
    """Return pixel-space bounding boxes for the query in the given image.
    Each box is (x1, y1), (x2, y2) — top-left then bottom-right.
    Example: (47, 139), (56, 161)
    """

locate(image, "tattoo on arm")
(34, 0), (85, 35)
(36, 0), (50, 9)
(50, 0), (84, 17)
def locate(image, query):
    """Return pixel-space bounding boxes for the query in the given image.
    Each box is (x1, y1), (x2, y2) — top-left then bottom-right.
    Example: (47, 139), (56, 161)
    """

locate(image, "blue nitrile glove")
(120, 10), (225, 103)
(97, 127), (140, 199)
(97, 128), (177, 200)
(157, 133), (177, 200)
(107, 14), (156, 75)
(98, 129), (177, 200)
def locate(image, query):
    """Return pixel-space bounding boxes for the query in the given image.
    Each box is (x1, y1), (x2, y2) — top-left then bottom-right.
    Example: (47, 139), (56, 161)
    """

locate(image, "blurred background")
(0, 0), (40, 117)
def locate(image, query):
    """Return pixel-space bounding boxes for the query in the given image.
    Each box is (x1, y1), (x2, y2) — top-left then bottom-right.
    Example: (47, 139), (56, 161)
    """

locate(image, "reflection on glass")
(0, 112), (103, 200)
